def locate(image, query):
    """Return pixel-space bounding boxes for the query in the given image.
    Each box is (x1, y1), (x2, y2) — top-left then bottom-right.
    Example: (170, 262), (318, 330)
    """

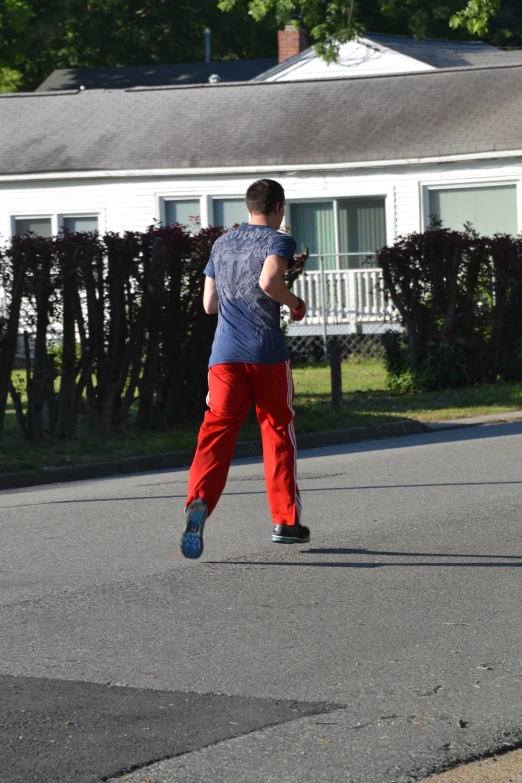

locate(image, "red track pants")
(186, 361), (302, 526)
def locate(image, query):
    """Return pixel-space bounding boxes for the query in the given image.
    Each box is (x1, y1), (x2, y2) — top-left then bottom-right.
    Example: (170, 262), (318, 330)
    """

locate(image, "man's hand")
(259, 256), (306, 319)
(290, 297), (307, 322)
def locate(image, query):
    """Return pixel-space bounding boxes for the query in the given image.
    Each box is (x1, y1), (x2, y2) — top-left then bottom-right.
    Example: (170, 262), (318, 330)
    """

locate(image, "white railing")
(287, 254), (398, 334)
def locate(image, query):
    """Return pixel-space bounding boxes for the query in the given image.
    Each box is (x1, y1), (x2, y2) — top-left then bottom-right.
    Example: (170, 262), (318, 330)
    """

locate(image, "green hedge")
(378, 225), (522, 392)
(0, 225), (306, 443)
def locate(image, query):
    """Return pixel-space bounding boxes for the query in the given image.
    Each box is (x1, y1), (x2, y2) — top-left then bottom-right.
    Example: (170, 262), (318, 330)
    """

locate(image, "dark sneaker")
(181, 499), (208, 559)
(271, 523), (310, 544)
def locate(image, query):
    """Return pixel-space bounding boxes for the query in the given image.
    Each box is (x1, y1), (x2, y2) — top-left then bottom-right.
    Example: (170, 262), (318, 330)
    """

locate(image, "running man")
(181, 178), (309, 559)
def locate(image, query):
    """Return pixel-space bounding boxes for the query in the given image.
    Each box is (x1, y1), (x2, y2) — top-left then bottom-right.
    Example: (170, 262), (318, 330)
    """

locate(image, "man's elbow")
(259, 274), (273, 295)
(203, 299), (218, 315)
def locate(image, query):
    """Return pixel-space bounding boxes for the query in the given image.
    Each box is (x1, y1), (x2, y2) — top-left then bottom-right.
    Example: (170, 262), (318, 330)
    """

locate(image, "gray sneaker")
(181, 499), (208, 559)
(271, 523), (310, 544)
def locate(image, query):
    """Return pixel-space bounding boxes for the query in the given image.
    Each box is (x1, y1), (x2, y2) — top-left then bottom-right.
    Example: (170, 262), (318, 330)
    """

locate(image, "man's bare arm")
(259, 255), (301, 309)
(203, 276), (219, 314)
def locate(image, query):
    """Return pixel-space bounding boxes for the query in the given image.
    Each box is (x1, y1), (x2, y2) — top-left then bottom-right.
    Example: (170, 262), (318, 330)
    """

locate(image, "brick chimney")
(278, 23), (309, 63)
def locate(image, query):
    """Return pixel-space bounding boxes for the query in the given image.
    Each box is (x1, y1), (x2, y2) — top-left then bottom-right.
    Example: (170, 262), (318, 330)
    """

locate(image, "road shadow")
(3, 421), (522, 506)
(296, 420), (522, 463)
(5, 477), (522, 508)
(5, 477), (522, 509)
(210, 545), (522, 569)
(305, 547), (522, 559)
(211, 560), (522, 569)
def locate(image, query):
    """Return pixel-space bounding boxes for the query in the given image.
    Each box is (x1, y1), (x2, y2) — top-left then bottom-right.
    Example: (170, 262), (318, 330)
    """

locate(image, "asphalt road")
(1, 422), (521, 783)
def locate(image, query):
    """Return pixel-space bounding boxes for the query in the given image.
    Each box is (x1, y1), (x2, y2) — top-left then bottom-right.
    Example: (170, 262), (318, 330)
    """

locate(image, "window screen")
(289, 202), (335, 271)
(338, 198), (386, 269)
(213, 198), (248, 228)
(428, 185), (518, 236)
(62, 216), (99, 233)
(164, 200), (200, 227)
(14, 217), (52, 237)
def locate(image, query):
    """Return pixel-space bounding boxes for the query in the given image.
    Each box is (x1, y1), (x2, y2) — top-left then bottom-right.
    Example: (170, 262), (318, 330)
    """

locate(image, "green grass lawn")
(2, 359), (522, 473)
(292, 360), (522, 431)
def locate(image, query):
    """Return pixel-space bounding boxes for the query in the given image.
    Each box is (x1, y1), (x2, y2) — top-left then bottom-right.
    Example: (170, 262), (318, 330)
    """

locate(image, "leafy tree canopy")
(219, 0), (507, 61)
(0, 0), (278, 92)
(1, 0), (521, 93)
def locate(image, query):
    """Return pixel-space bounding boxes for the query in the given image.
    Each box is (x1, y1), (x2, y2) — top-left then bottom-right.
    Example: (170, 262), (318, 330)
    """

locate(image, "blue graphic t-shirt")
(204, 223), (297, 367)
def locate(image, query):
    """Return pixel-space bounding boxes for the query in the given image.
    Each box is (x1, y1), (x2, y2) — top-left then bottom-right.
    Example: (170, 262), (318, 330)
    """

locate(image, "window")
(289, 198), (386, 270)
(164, 199), (200, 228)
(338, 198), (386, 269)
(213, 198), (248, 228)
(14, 217), (52, 237)
(290, 202), (336, 270)
(428, 185), (518, 236)
(61, 216), (99, 233)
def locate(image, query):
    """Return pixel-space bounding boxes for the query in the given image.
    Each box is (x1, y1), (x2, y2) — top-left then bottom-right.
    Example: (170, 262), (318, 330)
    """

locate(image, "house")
(36, 59), (279, 91)
(36, 29), (522, 91)
(256, 29), (522, 81)
(2, 59), (522, 341)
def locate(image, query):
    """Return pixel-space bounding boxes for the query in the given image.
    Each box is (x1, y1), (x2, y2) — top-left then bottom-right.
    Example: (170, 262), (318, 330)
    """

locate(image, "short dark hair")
(245, 179), (285, 215)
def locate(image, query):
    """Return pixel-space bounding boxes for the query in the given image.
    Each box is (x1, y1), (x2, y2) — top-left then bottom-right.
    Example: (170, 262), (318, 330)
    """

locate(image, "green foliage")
(47, 340), (82, 373)
(486, 0), (522, 47)
(0, 225), (306, 443)
(0, 0), (278, 92)
(1, 0), (518, 92)
(0, 67), (23, 93)
(219, 0), (506, 63)
(450, 0), (501, 35)
(378, 227), (522, 393)
(382, 331), (471, 393)
(220, 0), (364, 62)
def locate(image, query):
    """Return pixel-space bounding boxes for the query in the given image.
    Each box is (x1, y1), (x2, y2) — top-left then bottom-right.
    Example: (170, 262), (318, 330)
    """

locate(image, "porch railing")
(287, 253), (397, 332)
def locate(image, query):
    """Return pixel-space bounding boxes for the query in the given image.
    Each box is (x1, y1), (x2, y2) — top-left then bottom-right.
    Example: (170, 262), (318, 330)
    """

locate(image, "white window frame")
(286, 192), (392, 270)
(420, 178), (521, 234)
(11, 214), (55, 237)
(11, 211), (106, 237)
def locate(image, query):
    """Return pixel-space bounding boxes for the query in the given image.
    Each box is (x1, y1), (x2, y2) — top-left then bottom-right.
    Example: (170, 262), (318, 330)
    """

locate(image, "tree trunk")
(136, 237), (166, 427)
(57, 247), (80, 438)
(0, 253), (27, 443)
(27, 256), (52, 442)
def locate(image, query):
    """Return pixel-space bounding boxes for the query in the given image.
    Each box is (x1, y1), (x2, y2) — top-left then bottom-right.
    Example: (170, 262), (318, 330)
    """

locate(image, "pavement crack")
(420, 685), (443, 697)
(349, 714), (399, 730)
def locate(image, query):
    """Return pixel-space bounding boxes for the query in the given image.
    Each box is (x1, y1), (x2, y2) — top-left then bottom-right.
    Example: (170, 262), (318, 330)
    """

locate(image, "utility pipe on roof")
(204, 29), (211, 64)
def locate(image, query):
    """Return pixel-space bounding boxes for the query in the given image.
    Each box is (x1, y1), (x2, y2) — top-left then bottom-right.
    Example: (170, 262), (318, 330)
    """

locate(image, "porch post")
(319, 255), (328, 364)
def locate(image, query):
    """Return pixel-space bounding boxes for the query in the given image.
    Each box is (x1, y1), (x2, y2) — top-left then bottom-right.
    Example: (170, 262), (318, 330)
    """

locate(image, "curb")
(0, 419), (430, 492)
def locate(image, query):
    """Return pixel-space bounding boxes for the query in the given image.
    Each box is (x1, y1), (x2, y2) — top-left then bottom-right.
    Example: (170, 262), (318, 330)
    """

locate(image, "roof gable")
(254, 33), (508, 82)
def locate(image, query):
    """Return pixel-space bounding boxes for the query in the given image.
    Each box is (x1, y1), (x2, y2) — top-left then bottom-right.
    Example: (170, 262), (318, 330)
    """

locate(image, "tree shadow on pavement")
(305, 547), (522, 559)
(297, 419), (522, 462)
(5, 478), (522, 509)
(210, 546), (522, 568)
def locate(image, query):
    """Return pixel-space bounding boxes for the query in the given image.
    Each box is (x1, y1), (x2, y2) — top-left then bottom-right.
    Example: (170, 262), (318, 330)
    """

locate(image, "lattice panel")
(287, 334), (385, 364)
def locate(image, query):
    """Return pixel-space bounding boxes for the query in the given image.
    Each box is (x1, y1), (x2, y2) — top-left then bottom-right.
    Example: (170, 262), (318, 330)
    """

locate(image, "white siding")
(1, 157), (521, 245)
(3, 157), (522, 333)
(395, 180), (422, 237)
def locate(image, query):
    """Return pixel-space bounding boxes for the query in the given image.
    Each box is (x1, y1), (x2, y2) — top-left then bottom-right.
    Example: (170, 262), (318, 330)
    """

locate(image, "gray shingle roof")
(36, 60), (278, 91)
(2, 64), (522, 176)
(364, 33), (499, 68)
